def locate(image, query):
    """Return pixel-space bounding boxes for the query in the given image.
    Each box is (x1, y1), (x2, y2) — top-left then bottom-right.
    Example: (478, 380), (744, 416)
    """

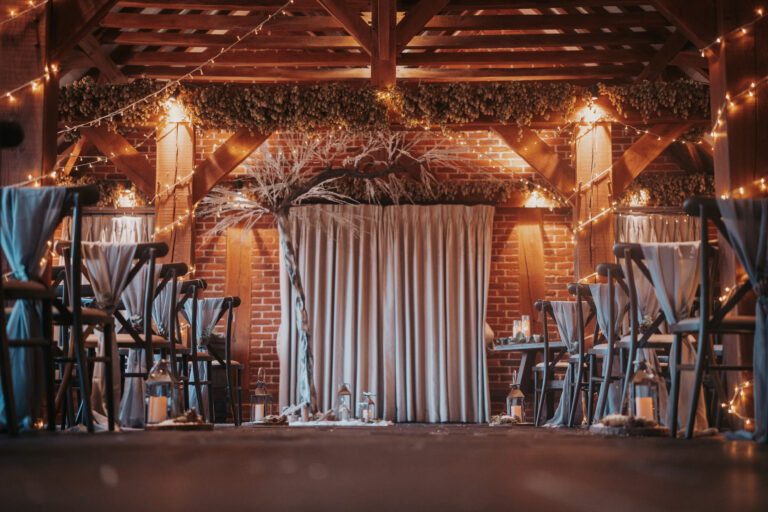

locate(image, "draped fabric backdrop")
(278, 204), (493, 423)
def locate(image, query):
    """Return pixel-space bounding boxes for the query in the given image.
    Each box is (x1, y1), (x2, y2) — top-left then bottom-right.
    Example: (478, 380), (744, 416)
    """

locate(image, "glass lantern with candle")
(337, 382), (352, 421)
(146, 359), (178, 425)
(250, 368), (273, 423)
(358, 392), (375, 423)
(521, 315), (531, 339)
(506, 370), (525, 423)
(631, 360), (662, 424)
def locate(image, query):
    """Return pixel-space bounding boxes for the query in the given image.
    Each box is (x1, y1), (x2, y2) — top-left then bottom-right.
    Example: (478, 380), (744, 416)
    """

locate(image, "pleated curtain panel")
(278, 204), (493, 423)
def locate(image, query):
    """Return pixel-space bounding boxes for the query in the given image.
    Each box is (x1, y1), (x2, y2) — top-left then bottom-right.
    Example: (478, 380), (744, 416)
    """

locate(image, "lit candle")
(254, 404), (265, 421)
(148, 396), (168, 423)
(511, 405), (522, 421)
(521, 315), (531, 337)
(635, 397), (654, 420)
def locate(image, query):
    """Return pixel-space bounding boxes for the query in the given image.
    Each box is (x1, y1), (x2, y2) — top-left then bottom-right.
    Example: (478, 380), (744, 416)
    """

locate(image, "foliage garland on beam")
(58, 78), (710, 134)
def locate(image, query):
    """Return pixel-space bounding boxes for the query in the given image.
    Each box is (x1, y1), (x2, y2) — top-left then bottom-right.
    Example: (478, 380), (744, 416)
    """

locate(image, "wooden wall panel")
(226, 227), (255, 414)
(516, 209), (547, 326)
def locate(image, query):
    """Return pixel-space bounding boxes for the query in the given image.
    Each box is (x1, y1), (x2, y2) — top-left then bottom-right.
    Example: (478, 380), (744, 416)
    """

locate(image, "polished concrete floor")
(1, 424), (766, 512)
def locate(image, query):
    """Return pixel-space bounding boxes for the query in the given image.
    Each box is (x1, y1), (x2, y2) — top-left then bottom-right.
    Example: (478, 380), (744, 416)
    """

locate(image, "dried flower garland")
(55, 172), (150, 207)
(59, 78), (710, 135)
(618, 172), (714, 207)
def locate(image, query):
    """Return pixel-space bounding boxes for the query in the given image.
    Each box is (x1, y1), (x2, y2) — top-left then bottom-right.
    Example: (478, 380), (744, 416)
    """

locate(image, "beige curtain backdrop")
(278, 204), (493, 423)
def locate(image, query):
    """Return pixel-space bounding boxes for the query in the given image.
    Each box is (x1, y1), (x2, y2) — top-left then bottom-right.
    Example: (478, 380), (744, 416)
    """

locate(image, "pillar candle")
(254, 404), (265, 421)
(148, 396), (168, 423)
(511, 405), (522, 420)
(635, 397), (654, 420)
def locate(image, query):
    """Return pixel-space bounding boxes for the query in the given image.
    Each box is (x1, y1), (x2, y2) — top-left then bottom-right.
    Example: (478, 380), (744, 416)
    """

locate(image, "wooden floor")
(1, 424), (766, 511)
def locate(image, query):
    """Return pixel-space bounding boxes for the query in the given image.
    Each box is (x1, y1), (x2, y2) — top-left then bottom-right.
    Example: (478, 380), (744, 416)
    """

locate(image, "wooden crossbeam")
(118, 49), (646, 68)
(494, 126), (575, 198)
(106, 31), (659, 50)
(192, 128), (271, 204)
(396, 0), (450, 49)
(79, 126), (155, 196)
(61, 137), (90, 176)
(116, 0), (652, 10)
(102, 12), (303, 31)
(124, 64), (642, 82)
(51, 0), (117, 61)
(611, 123), (696, 193)
(372, 0), (396, 86)
(417, 12), (670, 32)
(635, 30), (689, 82)
(316, 0), (373, 55)
(78, 34), (127, 84)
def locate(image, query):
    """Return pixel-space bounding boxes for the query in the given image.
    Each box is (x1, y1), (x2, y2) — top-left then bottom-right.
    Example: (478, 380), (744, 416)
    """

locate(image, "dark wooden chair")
(564, 283), (597, 427)
(532, 300), (572, 426)
(0, 184), (99, 435)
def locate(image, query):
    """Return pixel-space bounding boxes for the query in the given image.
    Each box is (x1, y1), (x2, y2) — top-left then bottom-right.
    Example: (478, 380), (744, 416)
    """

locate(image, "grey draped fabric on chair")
(717, 198), (768, 443)
(0, 187), (66, 430)
(279, 204), (493, 423)
(546, 301), (591, 426)
(184, 298), (225, 420)
(81, 242), (138, 427)
(152, 281), (178, 339)
(590, 283), (629, 416)
(641, 242), (707, 431)
(117, 263), (158, 428)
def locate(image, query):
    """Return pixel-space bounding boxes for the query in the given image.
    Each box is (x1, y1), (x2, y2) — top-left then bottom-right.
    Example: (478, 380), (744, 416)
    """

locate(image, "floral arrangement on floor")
(618, 172), (714, 207)
(59, 78), (710, 135)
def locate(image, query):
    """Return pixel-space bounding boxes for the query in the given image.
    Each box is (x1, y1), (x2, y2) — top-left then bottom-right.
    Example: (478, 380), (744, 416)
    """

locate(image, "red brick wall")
(66, 125), (689, 419)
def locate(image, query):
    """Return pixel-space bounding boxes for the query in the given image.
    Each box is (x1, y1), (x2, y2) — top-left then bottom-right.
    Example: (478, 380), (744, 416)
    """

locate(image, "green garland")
(618, 173), (714, 207)
(598, 79), (710, 120)
(59, 78), (710, 134)
(55, 172), (150, 207)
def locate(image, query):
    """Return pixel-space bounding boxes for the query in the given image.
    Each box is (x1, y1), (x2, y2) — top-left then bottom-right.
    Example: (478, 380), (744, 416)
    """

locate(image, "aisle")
(1, 425), (765, 511)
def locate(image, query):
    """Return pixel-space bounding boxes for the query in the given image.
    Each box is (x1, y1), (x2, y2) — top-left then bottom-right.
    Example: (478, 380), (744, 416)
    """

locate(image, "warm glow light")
(524, 190), (553, 208)
(579, 104), (604, 124)
(164, 97), (187, 123)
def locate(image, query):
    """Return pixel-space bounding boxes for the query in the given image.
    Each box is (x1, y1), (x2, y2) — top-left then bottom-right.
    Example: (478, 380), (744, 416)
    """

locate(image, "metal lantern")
(631, 360), (662, 424)
(146, 359), (180, 425)
(337, 382), (352, 421)
(250, 368), (273, 422)
(506, 370), (525, 422)
(358, 392), (376, 423)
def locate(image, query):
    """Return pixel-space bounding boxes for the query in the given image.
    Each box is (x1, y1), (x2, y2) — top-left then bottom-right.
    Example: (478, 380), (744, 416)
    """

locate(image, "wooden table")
(489, 341), (568, 397)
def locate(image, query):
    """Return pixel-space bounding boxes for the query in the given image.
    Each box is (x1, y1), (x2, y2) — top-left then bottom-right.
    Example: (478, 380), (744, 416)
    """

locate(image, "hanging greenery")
(54, 172), (150, 207)
(59, 78), (710, 134)
(618, 172), (714, 207)
(598, 79), (710, 120)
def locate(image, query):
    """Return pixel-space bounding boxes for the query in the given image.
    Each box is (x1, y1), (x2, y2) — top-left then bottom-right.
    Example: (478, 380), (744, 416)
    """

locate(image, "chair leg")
(595, 355), (611, 422)
(587, 354), (596, 425)
(619, 338), (638, 416)
(669, 333), (682, 438)
(685, 333), (709, 440)
(535, 370), (547, 427)
(568, 362), (583, 427)
(42, 302), (56, 431)
(0, 334), (18, 436)
(207, 360), (215, 423)
(73, 329), (94, 433)
(104, 327), (116, 432)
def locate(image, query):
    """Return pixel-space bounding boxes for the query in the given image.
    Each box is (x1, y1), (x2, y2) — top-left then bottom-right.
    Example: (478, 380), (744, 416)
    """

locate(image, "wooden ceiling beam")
(124, 64), (642, 81)
(78, 34), (128, 84)
(119, 48), (646, 68)
(316, 0), (373, 55)
(422, 12), (671, 31)
(611, 122), (696, 193)
(670, 51), (708, 68)
(116, 0), (651, 9)
(51, 0), (117, 61)
(494, 125), (575, 197)
(652, 0), (717, 49)
(101, 13), (341, 31)
(635, 30), (688, 81)
(78, 126), (156, 196)
(396, 0), (450, 49)
(192, 128), (271, 204)
(107, 31), (660, 49)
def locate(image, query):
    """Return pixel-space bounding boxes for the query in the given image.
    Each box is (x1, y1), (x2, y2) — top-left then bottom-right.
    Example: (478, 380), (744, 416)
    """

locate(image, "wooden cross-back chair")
(588, 263), (631, 423)
(533, 292), (596, 427)
(0, 184), (99, 435)
(680, 197), (756, 438)
(564, 283), (597, 427)
(55, 240), (168, 432)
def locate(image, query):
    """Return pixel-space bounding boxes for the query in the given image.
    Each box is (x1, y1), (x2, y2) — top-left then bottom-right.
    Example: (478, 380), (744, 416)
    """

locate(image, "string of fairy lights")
(0, 1), (47, 28)
(721, 380), (754, 428)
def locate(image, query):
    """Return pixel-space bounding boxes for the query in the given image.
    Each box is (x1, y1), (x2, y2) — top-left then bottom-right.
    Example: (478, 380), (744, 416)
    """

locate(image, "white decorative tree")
(198, 130), (484, 413)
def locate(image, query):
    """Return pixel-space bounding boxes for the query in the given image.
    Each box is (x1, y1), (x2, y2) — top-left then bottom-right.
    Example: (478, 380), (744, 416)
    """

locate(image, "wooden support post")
(225, 227), (254, 415)
(517, 209), (547, 326)
(155, 121), (195, 265)
(372, 0), (396, 87)
(0, 2), (57, 185)
(573, 122), (613, 280)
